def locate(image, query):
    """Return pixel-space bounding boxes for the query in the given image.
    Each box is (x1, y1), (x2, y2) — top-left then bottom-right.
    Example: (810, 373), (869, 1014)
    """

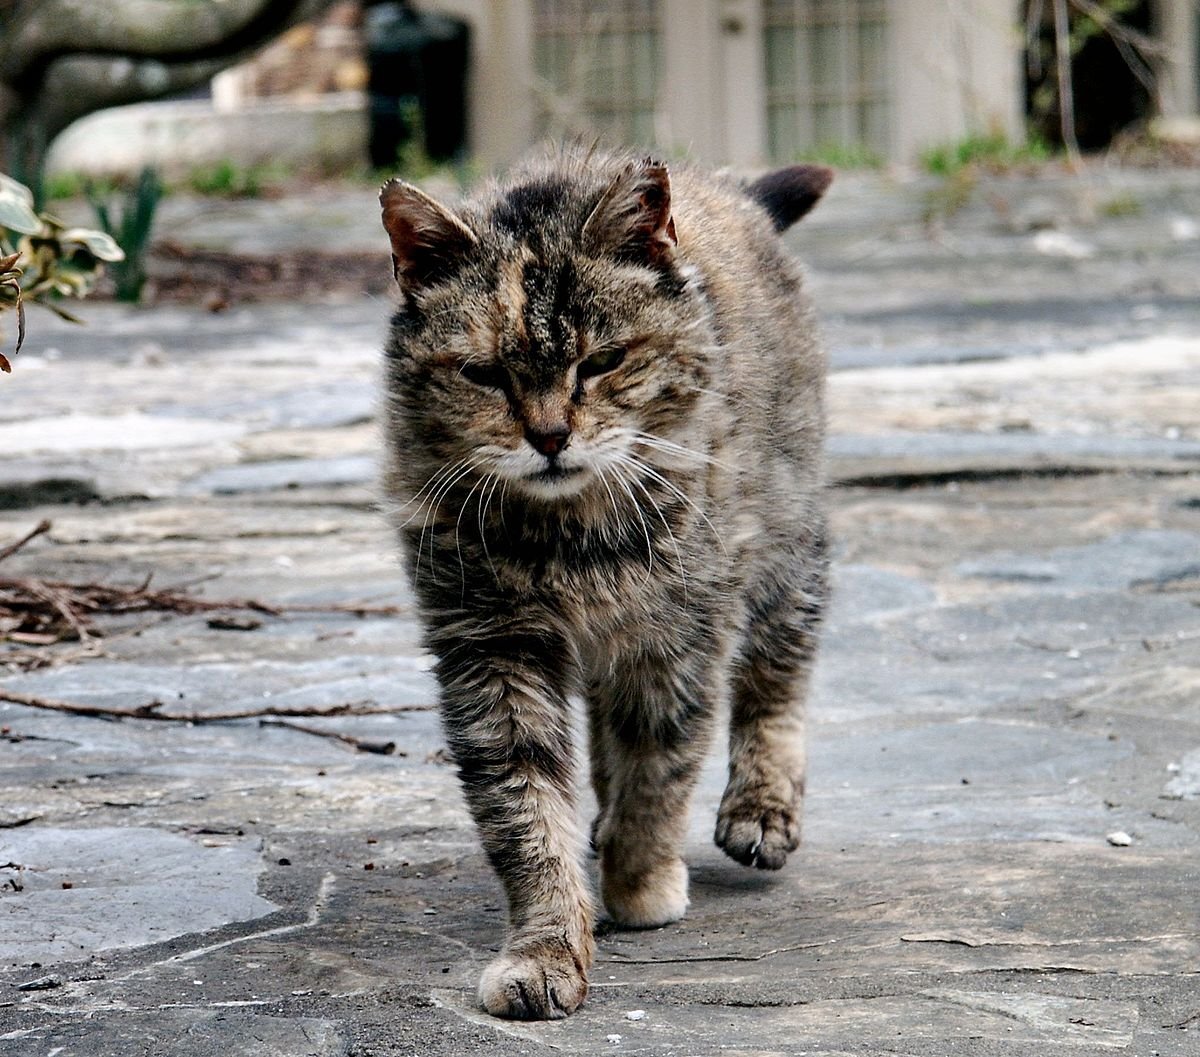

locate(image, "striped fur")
(380, 149), (830, 1019)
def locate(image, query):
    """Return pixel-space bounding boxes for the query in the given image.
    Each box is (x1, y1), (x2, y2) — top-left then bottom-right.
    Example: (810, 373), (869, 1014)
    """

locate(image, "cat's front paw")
(601, 855), (689, 928)
(478, 938), (589, 1020)
(714, 790), (801, 870)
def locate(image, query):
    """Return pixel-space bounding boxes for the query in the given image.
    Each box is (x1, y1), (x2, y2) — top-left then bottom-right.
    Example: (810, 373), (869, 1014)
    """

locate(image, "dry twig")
(0, 688), (432, 723)
(0, 689), (434, 754)
(0, 519), (404, 665)
(0, 519), (50, 564)
(259, 717), (405, 755)
(0, 522), (427, 753)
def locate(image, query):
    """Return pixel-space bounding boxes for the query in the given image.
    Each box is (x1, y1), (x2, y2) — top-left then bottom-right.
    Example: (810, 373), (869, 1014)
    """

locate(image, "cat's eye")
(458, 360), (507, 390)
(577, 345), (626, 380)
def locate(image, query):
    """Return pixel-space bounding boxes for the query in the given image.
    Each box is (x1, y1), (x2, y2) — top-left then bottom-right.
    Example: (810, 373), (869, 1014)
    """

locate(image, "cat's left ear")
(581, 159), (677, 268)
(380, 178), (478, 291)
(745, 164), (833, 233)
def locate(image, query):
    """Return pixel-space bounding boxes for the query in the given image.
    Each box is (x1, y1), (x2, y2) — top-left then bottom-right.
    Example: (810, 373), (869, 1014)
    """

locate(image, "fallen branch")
(0, 518), (50, 563)
(0, 519), (405, 659)
(259, 717), (405, 755)
(0, 576), (404, 622)
(0, 815), (39, 829)
(0, 688), (434, 723)
(602, 941), (833, 965)
(2, 616), (168, 672)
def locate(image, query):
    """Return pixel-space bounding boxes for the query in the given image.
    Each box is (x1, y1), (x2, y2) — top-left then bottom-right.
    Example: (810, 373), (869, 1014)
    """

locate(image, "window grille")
(532, 0), (662, 146)
(763, 0), (889, 161)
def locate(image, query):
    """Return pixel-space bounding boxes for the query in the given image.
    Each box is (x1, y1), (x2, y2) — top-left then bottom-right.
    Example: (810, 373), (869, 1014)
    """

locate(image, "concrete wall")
(421, 0), (536, 168)
(658, 0), (766, 166)
(46, 94), (368, 180)
(1156, 0), (1200, 119)
(888, 0), (1025, 160)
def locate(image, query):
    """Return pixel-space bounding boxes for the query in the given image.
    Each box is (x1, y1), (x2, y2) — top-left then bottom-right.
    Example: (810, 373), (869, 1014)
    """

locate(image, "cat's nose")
(525, 425), (571, 457)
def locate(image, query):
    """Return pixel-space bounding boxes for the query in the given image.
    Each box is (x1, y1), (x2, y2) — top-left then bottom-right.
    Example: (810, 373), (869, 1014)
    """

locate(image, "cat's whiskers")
(591, 462), (624, 549)
(393, 457), (471, 528)
(478, 471), (505, 579)
(417, 456), (488, 583)
(626, 429), (736, 472)
(606, 462), (656, 585)
(609, 455), (689, 596)
(455, 470), (494, 594)
(612, 448), (730, 559)
(643, 463), (730, 559)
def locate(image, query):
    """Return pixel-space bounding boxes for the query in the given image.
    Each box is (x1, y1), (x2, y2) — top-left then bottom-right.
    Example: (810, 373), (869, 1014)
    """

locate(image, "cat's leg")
(586, 690), (614, 853)
(431, 625), (593, 1020)
(590, 649), (724, 928)
(715, 551), (827, 870)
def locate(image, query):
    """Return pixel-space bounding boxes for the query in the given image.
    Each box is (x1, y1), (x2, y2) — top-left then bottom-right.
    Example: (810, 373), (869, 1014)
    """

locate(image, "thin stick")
(1, 615), (168, 673)
(602, 940), (832, 965)
(258, 718), (405, 755)
(0, 520), (51, 564)
(0, 689), (434, 723)
(0, 579), (404, 618)
(19, 579), (92, 641)
(1044, 0), (1165, 113)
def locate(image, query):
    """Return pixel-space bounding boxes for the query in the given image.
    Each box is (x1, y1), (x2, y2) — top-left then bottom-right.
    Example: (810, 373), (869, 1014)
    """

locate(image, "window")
(764, 0), (889, 161)
(533, 0), (662, 146)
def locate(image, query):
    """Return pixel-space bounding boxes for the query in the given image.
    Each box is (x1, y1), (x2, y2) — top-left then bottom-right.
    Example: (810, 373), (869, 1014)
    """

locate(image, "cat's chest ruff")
(491, 533), (685, 641)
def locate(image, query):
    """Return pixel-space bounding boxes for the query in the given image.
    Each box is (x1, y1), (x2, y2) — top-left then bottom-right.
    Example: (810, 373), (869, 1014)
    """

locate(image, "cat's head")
(380, 159), (715, 503)
(379, 157), (828, 505)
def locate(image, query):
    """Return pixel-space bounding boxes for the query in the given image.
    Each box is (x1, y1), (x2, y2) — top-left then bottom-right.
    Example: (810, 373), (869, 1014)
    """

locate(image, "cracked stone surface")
(1, 828), (278, 965)
(2, 167), (1199, 1055)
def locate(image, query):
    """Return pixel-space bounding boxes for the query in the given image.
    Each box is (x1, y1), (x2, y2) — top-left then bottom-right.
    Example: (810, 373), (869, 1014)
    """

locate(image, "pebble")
(606, 1034), (622, 1044)
(1106, 831), (1133, 847)
(624, 1009), (647, 1021)
(1032, 230), (1096, 259)
(1169, 216), (1199, 241)
(16, 974), (63, 991)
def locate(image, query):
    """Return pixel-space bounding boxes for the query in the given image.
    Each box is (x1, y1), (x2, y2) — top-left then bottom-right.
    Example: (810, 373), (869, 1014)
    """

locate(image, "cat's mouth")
(530, 463), (583, 481)
(518, 461), (590, 500)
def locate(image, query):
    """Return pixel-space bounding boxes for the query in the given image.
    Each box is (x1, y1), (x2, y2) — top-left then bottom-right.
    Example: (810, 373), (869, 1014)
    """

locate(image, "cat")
(379, 148), (831, 1019)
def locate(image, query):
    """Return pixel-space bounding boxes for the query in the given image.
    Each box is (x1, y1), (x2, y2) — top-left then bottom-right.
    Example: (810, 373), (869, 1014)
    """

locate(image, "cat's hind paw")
(601, 855), (689, 928)
(714, 795), (801, 870)
(478, 940), (589, 1020)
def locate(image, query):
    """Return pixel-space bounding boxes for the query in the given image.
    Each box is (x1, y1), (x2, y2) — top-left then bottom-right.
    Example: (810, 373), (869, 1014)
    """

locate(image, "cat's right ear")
(580, 160), (677, 268)
(380, 179), (478, 291)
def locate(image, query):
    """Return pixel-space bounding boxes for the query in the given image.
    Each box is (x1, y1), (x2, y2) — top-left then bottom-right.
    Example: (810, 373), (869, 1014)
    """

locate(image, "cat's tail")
(744, 165), (833, 233)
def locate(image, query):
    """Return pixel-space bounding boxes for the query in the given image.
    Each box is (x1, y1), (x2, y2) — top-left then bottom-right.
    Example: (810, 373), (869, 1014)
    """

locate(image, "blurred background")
(2, 0), (1197, 311)
(2, 0), (1197, 194)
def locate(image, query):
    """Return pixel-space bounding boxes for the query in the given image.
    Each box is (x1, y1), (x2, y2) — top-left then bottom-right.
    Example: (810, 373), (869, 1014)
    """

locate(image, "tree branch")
(0, 0), (336, 87)
(24, 55), (235, 137)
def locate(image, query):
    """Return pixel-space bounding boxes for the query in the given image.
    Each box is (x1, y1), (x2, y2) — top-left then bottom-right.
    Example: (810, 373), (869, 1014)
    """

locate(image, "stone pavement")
(1, 166), (1199, 1056)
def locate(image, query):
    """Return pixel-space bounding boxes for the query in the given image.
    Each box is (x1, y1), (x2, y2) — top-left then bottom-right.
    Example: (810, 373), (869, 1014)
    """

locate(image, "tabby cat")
(379, 149), (830, 1019)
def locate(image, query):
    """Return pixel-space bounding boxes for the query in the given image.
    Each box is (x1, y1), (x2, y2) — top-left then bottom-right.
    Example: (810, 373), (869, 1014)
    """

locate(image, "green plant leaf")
(60, 228), (125, 262)
(0, 174), (35, 207)
(0, 190), (41, 235)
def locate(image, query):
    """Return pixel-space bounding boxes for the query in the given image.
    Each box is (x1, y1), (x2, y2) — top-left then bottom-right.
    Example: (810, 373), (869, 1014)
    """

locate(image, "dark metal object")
(364, 1), (470, 167)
